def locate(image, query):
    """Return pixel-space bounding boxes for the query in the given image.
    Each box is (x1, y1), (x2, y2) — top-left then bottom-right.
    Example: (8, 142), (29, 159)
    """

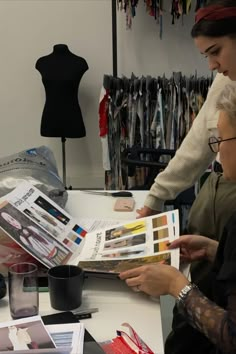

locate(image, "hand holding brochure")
(0, 182), (180, 273)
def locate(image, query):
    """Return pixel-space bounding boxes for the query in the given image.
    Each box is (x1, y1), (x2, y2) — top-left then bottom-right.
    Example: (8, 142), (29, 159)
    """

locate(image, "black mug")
(48, 265), (84, 311)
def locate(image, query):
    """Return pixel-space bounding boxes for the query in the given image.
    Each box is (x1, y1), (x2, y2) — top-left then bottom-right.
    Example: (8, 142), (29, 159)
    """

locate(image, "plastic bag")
(0, 146), (67, 207)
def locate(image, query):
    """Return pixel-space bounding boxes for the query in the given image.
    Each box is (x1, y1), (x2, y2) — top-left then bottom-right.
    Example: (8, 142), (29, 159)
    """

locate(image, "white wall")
(117, 1), (209, 77)
(0, 0), (209, 189)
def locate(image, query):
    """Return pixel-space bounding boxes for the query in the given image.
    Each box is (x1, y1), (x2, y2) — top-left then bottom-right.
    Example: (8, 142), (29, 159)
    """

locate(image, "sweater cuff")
(144, 194), (164, 211)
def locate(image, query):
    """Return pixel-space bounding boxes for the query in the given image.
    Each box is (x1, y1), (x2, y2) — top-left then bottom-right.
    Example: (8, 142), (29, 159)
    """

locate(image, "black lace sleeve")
(180, 213), (236, 353)
(182, 282), (236, 353)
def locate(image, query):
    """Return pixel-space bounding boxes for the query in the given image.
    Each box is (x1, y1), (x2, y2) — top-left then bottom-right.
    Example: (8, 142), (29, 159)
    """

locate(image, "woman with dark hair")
(138, 0), (236, 219)
(120, 3), (236, 354)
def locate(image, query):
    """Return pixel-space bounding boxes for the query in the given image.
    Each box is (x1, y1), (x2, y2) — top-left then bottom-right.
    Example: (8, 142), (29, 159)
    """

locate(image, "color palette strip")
(68, 233), (83, 245)
(152, 215), (167, 228)
(72, 224), (87, 237)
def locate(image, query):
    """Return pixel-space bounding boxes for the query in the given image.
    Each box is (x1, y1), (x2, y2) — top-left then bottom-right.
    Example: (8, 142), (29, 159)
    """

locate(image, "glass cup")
(8, 262), (39, 319)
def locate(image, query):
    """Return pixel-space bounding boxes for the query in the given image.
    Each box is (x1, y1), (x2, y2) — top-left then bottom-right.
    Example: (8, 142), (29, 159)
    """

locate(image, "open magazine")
(72, 208), (180, 273)
(0, 181), (180, 274)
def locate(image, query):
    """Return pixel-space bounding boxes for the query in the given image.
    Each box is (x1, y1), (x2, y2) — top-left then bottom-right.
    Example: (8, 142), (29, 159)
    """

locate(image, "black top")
(165, 212), (236, 354)
(186, 213), (236, 354)
(35, 44), (89, 138)
(213, 212), (236, 303)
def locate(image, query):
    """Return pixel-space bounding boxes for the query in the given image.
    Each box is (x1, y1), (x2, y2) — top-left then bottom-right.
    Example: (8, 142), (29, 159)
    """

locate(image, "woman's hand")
(136, 206), (160, 218)
(168, 235), (219, 263)
(119, 264), (189, 298)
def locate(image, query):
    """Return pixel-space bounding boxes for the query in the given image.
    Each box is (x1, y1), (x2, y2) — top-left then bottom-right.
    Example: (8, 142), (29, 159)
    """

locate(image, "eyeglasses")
(208, 136), (236, 153)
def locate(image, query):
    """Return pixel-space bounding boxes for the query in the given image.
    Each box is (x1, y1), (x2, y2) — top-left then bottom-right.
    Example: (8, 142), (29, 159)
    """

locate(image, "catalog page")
(0, 182), (87, 268)
(75, 209), (180, 273)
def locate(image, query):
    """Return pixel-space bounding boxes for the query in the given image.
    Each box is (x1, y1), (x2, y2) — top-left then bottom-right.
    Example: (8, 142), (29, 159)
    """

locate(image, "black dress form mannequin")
(35, 44), (88, 138)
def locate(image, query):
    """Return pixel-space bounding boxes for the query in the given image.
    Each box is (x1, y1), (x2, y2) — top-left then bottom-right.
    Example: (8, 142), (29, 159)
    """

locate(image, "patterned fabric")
(102, 74), (212, 190)
(184, 287), (236, 353)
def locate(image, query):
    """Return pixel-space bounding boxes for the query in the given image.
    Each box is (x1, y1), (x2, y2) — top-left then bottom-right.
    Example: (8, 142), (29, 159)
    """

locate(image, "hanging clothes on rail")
(100, 72), (213, 190)
(118, 0), (195, 37)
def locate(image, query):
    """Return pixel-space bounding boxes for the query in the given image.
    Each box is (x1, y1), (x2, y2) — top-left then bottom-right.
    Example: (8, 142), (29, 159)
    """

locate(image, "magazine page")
(74, 209), (180, 273)
(0, 315), (57, 352)
(46, 323), (85, 354)
(0, 181), (88, 268)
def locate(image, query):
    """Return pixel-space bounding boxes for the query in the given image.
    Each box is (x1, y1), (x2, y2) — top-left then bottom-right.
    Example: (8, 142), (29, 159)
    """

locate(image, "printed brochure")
(73, 207), (180, 273)
(0, 181), (87, 269)
(0, 181), (180, 273)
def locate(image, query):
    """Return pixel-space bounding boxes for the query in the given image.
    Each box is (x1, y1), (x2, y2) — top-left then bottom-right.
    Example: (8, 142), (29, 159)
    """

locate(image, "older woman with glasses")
(120, 83), (236, 354)
(208, 136), (236, 153)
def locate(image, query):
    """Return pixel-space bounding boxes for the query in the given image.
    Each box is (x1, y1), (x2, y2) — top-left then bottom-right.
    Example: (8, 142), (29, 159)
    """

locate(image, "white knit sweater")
(144, 73), (236, 211)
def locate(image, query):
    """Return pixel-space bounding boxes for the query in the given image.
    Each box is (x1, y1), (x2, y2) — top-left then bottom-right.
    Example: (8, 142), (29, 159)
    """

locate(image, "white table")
(1, 190), (165, 354)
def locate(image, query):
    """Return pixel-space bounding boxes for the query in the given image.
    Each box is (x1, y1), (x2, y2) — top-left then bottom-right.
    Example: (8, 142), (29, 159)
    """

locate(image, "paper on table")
(46, 323), (85, 354)
(0, 319), (84, 354)
(0, 315), (57, 353)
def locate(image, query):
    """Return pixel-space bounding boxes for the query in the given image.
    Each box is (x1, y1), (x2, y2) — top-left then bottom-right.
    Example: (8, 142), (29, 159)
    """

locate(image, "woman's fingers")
(119, 266), (143, 280)
(168, 237), (190, 249)
(136, 208), (145, 218)
(125, 276), (141, 287)
(136, 206), (159, 218)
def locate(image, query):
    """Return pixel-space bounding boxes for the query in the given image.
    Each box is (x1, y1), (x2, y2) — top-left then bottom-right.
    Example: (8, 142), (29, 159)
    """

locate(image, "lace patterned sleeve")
(182, 286), (236, 353)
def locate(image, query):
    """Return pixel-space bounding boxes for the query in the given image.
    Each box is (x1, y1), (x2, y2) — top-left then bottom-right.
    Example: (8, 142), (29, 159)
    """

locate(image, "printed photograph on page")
(0, 201), (73, 268)
(3, 181), (88, 258)
(0, 316), (55, 351)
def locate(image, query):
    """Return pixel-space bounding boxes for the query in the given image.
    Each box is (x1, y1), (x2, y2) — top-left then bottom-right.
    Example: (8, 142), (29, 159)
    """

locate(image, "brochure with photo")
(0, 315), (84, 354)
(0, 182), (180, 274)
(0, 182), (87, 269)
(0, 315), (55, 352)
(74, 209), (180, 274)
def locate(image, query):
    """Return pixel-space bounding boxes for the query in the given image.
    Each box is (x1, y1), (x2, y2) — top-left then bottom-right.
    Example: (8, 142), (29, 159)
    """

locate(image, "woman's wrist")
(206, 239), (219, 262)
(176, 283), (198, 305)
(168, 271), (190, 298)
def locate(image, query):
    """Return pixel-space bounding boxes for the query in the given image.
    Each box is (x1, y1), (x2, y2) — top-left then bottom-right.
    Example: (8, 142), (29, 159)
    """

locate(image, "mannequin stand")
(61, 137), (72, 190)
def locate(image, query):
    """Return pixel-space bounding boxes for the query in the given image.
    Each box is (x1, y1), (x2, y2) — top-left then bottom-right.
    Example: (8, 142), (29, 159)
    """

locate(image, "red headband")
(195, 5), (236, 23)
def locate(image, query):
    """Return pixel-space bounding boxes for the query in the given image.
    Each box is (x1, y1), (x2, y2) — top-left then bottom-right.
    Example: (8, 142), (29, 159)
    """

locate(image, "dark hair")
(191, 0), (236, 38)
